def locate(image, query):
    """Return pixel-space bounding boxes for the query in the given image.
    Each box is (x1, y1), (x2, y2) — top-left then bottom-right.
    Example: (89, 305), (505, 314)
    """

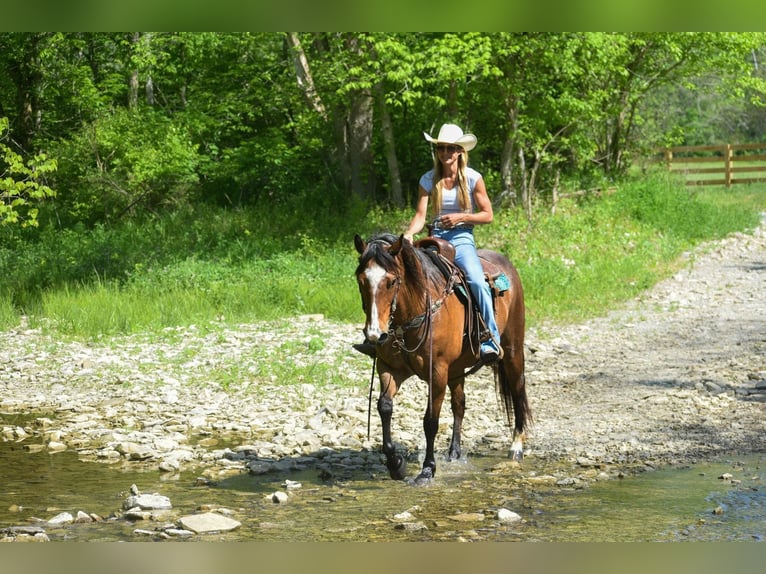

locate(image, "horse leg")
(377, 372), (407, 480)
(414, 379), (447, 484)
(500, 343), (531, 462)
(447, 376), (466, 461)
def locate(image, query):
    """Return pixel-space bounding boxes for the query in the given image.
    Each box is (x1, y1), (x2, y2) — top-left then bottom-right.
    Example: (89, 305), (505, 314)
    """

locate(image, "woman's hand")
(438, 213), (465, 229)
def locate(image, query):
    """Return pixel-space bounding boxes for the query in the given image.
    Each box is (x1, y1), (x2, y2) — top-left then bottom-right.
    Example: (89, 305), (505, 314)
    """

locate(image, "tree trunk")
(374, 83), (403, 207)
(6, 33), (45, 152)
(285, 32), (327, 120)
(518, 146), (528, 217)
(499, 101), (519, 207)
(127, 33), (141, 110)
(347, 90), (375, 201)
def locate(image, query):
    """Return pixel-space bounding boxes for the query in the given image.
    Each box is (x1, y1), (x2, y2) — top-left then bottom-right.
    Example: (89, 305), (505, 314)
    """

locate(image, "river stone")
(497, 508), (522, 524)
(74, 511), (93, 523)
(178, 512), (241, 534)
(8, 526), (47, 535)
(271, 491), (289, 503)
(123, 493), (172, 510)
(47, 512), (74, 525)
(394, 522), (427, 531)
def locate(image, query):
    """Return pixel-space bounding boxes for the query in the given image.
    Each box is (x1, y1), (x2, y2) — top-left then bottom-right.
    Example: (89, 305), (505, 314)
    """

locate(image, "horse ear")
(354, 234), (366, 254)
(389, 234), (404, 256)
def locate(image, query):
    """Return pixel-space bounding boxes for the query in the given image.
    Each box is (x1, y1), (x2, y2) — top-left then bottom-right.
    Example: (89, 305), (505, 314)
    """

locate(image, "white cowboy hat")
(423, 123), (477, 151)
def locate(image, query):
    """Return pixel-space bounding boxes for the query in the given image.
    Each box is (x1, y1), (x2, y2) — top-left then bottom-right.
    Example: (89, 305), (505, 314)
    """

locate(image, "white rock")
(271, 491), (289, 503)
(74, 511), (93, 523)
(178, 512), (241, 534)
(47, 512), (74, 525)
(497, 508), (522, 524)
(123, 493), (172, 510)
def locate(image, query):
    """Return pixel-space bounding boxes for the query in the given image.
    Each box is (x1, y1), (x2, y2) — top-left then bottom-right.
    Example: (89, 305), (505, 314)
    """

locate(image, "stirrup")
(479, 344), (503, 365)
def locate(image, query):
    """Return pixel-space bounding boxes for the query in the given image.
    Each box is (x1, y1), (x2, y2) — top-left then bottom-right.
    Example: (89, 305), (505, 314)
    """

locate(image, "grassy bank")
(1, 173), (764, 338)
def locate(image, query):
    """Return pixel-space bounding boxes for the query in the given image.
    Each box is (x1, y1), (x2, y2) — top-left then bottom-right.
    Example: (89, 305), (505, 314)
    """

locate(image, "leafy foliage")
(47, 108), (199, 224)
(0, 117), (57, 227)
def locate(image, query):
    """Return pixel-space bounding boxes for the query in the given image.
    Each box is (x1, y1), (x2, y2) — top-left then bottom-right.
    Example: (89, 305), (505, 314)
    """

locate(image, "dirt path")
(523, 215), (766, 468)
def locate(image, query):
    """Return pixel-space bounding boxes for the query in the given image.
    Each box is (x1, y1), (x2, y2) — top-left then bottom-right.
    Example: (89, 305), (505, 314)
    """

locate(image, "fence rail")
(654, 143), (766, 186)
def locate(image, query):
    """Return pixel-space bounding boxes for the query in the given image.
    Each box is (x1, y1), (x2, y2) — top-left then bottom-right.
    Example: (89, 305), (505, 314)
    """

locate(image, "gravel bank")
(2, 216), (765, 480)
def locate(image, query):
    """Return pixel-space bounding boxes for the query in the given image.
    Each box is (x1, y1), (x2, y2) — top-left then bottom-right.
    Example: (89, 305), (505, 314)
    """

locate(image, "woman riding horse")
(354, 124), (530, 483)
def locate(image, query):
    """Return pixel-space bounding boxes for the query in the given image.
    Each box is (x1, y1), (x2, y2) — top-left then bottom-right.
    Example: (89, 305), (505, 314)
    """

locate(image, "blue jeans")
(434, 228), (500, 352)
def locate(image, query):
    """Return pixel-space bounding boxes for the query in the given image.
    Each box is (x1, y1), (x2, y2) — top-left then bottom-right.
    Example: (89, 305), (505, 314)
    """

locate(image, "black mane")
(356, 232), (444, 295)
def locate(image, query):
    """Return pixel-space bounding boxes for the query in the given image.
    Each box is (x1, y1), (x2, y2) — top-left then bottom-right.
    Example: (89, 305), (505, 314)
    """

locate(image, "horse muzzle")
(364, 328), (388, 346)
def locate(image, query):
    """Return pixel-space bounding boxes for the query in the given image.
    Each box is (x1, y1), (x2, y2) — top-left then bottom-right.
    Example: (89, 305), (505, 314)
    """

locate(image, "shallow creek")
(2, 420), (763, 542)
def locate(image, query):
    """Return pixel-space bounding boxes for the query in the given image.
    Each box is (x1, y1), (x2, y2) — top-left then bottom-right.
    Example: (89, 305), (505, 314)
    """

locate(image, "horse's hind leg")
(499, 345), (531, 462)
(447, 377), (466, 461)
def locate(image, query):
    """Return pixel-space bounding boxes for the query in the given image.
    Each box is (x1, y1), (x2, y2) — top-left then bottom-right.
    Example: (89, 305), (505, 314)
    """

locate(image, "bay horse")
(354, 232), (530, 483)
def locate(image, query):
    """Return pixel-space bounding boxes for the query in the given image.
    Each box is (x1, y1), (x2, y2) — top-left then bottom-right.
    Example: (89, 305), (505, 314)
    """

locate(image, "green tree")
(0, 117), (57, 227)
(596, 32), (766, 174)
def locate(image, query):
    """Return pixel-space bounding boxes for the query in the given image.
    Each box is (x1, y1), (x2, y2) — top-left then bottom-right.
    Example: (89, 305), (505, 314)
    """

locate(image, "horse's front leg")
(447, 377), (466, 461)
(377, 371), (407, 480)
(415, 375), (447, 484)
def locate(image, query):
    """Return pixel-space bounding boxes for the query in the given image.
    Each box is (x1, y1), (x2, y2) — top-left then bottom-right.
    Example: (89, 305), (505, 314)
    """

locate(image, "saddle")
(414, 237), (511, 351)
(414, 237), (510, 297)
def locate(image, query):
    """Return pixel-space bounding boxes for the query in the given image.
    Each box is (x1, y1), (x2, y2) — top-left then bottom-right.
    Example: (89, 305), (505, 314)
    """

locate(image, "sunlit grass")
(4, 177), (766, 340)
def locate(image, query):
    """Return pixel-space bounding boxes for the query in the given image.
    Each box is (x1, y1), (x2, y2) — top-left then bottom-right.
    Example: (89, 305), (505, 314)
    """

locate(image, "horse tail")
(496, 360), (532, 433)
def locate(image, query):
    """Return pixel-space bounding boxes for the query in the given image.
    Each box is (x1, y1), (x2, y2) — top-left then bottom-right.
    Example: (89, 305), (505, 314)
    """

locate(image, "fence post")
(724, 144), (732, 187)
(664, 148), (673, 171)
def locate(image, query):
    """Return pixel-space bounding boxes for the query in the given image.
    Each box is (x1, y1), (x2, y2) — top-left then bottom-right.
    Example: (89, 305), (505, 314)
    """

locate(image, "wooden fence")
(655, 143), (766, 187)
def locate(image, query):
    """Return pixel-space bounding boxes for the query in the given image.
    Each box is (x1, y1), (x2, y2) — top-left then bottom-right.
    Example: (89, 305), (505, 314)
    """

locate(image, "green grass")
(2, 174), (765, 342)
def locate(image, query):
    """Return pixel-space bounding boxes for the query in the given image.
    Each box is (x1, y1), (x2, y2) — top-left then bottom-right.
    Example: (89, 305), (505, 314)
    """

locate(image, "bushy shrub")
(44, 108), (199, 226)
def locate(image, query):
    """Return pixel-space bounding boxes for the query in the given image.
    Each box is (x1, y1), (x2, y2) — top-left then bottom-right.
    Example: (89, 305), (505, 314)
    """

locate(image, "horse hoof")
(413, 466), (434, 485)
(509, 448), (524, 462)
(447, 448), (461, 461)
(388, 455), (408, 480)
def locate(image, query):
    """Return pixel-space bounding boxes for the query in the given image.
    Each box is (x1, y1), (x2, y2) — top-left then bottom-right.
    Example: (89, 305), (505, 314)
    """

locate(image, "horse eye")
(387, 279), (396, 289)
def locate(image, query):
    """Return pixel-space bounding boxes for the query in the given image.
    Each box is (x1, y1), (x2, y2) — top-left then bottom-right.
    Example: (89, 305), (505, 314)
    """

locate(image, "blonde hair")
(429, 150), (471, 218)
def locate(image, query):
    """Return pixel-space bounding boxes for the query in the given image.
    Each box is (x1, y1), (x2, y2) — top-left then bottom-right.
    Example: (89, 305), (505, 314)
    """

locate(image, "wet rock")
(394, 522), (427, 531)
(178, 512), (241, 534)
(47, 512), (74, 525)
(497, 508), (522, 524)
(74, 511), (93, 523)
(4, 525), (47, 536)
(247, 460), (274, 475)
(270, 491), (289, 504)
(124, 508), (153, 521)
(123, 493), (172, 510)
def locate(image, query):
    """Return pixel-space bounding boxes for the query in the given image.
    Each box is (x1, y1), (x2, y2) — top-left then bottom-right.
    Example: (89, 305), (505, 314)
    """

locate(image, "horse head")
(354, 233), (406, 345)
